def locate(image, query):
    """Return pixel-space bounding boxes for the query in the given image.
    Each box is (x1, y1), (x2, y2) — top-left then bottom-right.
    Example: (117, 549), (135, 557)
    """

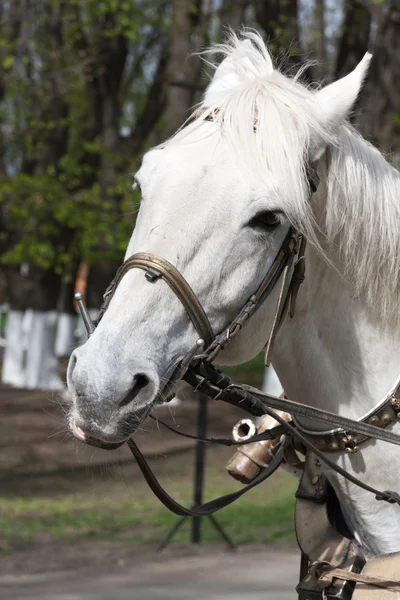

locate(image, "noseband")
(99, 252), (214, 347)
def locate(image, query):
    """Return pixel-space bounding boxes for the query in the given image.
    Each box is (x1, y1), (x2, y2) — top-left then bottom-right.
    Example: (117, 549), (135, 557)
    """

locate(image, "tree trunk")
(55, 312), (76, 358)
(358, 0), (400, 163)
(335, 0), (371, 78)
(125, 48), (168, 156)
(254, 0), (310, 77)
(165, 0), (195, 135)
(2, 310), (25, 387)
(24, 310), (63, 390)
(313, 0), (326, 80)
(254, 0), (300, 48)
(220, 0), (250, 33)
(81, 20), (128, 312)
(1, 2), (71, 390)
(3, 308), (63, 391)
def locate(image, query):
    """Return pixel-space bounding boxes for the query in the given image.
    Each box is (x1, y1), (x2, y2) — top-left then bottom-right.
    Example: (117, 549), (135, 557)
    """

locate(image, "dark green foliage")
(0, 0), (166, 272)
(0, 0), (397, 280)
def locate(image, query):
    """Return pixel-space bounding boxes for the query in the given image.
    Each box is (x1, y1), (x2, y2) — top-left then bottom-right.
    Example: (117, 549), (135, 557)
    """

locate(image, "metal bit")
(74, 292), (96, 337)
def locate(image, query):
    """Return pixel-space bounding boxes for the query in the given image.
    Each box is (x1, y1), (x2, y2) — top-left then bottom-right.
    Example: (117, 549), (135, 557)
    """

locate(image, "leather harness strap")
(184, 364), (400, 453)
(125, 386), (400, 518)
(292, 392), (400, 454)
(314, 563), (400, 592)
(183, 366), (400, 506)
(203, 228), (300, 363)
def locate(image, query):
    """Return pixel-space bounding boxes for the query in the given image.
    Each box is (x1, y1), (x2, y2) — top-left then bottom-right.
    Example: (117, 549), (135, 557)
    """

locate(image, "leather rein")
(74, 167), (400, 518)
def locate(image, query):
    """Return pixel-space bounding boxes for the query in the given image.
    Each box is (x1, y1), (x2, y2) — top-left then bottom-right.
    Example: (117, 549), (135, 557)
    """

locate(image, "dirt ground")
(0, 382), (263, 574)
(0, 380), (301, 599)
(0, 546), (300, 600)
(0, 382), (250, 478)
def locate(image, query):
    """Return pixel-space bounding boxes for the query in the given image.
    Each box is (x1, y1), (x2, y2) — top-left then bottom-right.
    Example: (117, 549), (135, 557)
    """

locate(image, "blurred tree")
(313, 0), (326, 79)
(358, 0), (400, 160)
(0, 0), (167, 277)
(165, 0), (194, 135)
(219, 0), (250, 34)
(252, 0), (314, 80)
(335, 0), (371, 78)
(0, 0), (167, 387)
(253, 0), (301, 62)
(0, 1), (74, 387)
(164, 0), (216, 136)
(0, 0), (399, 390)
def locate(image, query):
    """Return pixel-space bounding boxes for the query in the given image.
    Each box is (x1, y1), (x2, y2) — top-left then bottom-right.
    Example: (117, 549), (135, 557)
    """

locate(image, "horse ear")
(310, 53), (371, 160)
(316, 53), (372, 128)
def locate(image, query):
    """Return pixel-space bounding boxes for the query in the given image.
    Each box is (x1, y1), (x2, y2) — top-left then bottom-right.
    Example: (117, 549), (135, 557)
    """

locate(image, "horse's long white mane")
(170, 30), (400, 324)
(320, 128), (400, 323)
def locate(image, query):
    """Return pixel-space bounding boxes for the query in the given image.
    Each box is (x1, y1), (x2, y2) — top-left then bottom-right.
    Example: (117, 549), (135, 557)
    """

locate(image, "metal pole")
(191, 392), (208, 543)
(157, 515), (186, 552)
(158, 391), (234, 551)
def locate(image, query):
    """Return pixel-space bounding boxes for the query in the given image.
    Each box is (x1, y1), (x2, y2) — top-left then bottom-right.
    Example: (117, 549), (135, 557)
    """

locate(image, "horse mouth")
(70, 362), (178, 450)
(70, 398), (154, 450)
(72, 422), (126, 450)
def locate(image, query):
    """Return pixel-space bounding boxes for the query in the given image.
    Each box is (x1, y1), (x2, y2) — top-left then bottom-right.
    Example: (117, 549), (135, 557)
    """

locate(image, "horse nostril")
(134, 374), (150, 393)
(119, 374), (150, 407)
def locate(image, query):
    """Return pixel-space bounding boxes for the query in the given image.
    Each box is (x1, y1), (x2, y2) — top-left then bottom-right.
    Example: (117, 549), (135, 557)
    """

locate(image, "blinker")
(74, 292), (96, 337)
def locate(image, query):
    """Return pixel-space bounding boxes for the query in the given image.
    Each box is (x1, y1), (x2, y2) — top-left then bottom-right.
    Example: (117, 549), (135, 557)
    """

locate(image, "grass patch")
(0, 456), (297, 552)
(153, 492), (296, 545)
(0, 492), (295, 552)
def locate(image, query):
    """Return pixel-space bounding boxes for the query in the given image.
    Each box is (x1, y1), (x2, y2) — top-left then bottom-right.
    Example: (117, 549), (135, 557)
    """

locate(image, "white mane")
(320, 128), (400, 323)
(168, 30), (400, 324)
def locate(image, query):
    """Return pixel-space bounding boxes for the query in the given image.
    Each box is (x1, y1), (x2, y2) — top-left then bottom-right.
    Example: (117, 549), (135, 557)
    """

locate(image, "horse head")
(67, 31), (370, 446)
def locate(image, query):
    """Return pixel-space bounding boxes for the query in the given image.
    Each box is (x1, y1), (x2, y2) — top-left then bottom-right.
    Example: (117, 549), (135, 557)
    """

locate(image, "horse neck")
(271, 233), (400, 556)
(273, 245), (400, 428)
(273, 130), (400, 427)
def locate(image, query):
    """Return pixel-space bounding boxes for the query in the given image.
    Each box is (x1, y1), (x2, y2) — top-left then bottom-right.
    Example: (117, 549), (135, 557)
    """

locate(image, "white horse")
(67, 31), (400, 557)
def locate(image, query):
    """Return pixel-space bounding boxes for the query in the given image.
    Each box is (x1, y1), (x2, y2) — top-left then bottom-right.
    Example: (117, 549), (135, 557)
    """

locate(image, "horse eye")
(248, 210), (282, 231)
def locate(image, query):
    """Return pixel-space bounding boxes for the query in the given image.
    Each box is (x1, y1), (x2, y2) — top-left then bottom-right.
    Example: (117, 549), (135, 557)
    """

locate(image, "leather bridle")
(95, 226), (302, 363)
(73, 157), (400, 518)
